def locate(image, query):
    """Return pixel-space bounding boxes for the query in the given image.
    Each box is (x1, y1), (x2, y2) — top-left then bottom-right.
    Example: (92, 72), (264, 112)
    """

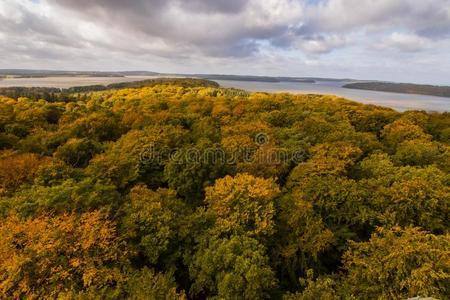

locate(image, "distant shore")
(343, 82), (450, 98)
(0, 71), (449, 112)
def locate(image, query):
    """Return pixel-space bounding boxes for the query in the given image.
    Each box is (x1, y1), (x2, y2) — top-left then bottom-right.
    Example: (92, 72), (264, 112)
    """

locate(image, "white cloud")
(298, 34), (347, 55)
(381, 32), (431, 52)
(0, 0), (449, 83)
(301, 0), (450, 37)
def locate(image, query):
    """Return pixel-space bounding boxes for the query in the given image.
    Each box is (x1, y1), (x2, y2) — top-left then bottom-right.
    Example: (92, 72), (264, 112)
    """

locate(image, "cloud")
(381, 32), (431, 52)
(4, 0), (449, 59)
(44, 0), (305, 57)
(299, 0), (450, 39)
(0, 0), (81, 48)
(0, 0), (88, 66)
(179, 0), (250, 14)
(0, 0), (449, 84)
(298, 34), (347, 55)
(294, 0), (450, 58)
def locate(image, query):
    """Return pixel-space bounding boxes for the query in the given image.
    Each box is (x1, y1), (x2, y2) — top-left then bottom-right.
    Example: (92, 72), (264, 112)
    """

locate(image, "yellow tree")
(0, 152), (51, 194)
(205, 173), (280, 238)
(343, 227), (450, 299)
(0, 211), (128, 299)
(381, 119), (432, 151)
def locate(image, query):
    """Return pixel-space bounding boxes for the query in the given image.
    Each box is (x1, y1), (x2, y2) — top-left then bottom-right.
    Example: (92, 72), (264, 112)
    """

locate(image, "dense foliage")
(0, 78), (219, 102)
(0, 79), (449, 299)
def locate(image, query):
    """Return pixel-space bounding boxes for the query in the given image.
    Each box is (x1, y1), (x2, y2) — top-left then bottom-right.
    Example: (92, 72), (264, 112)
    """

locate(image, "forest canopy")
(0, 79), (449, 299)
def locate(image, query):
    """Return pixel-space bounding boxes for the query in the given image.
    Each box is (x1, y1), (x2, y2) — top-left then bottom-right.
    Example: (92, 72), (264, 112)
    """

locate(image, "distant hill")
(198, 74), (280, 82)
(0, 69), (159, 78)
(343, 81), (450, 98)
(195, 74), (316, 83)
(116, 71), (160, 76)
(3, 70), (449, 100)
(0, 69), (357, 84)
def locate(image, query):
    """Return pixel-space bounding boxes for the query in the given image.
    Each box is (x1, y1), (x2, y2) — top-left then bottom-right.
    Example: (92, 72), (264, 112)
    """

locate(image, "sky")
(1, 0), (450, 84)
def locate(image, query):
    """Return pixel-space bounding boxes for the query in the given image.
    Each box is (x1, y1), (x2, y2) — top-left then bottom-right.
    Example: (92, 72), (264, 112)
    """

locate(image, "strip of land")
(343, 81), (450, 98)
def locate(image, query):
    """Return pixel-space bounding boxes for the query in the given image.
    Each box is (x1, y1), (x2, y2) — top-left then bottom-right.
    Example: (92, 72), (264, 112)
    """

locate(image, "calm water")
(215, 80), (450, 112)
(0, 76), (164, 88)
(0, 76), (448, 112)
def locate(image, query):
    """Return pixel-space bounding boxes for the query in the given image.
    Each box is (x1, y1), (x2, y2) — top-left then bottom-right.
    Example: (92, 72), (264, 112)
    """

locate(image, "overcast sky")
(1, 0), (450, 84)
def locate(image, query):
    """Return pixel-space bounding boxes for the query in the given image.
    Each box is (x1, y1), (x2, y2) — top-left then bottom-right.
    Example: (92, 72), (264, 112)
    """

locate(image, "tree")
(33, 159), (83, 186)
(189, 235), (277, 299)
(288, 142), (362, 182)
(191, 117), (221, 143)
(342, 227), (450, 299)
(66, 111), (123, 142)
(276, 194), (335, 287)
(0, 211), (128, 298)
(54, 138), (102, 168)
(1, 80), (450, 299)
(205, 173), (280, 238)
(2, 178), (121, 217)
(358, 152), (396, 179)
(164, 140), (227, 205)
(88, 126), (187, 189)
(282, 271), (345, 300)
(0, 100), (15, 132)
(381, 119), (431, 151)
(0, 151), (51, 194)
(122, 185), (189, 266)
(288, 175), (374, 253)
(393, 139), (441, 166)
(373, 166), (450, 232)
(126, 268), (186, 300)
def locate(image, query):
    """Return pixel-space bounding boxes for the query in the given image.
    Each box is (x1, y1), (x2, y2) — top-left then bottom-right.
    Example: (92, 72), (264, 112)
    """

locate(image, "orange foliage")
(0, 211), (128, 299)
(0, 152), (51, 193)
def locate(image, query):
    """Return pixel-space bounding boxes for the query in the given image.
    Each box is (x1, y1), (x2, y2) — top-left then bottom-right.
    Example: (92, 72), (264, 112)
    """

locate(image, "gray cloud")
(299, 0), (450, 39)
(178, 0), (250, 14)
(0, 0), (449, 84)
(8, 0), (449, 59)
(43, 0), (304, 57)
(49, 0), (249, 15)
(0, 3), (82, 48)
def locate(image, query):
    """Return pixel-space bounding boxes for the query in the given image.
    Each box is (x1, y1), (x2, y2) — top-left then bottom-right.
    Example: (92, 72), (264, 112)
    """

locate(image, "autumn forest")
(0, 79), (449, 299)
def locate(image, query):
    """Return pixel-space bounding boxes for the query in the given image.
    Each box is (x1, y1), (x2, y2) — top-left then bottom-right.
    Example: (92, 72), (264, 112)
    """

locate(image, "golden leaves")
(0, 211), (127, 298)
(205, 173), (280, 237)
(0, 152), (51, 194)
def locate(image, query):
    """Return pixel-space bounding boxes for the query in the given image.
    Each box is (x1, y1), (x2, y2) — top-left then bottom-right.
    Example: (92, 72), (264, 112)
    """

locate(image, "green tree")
(342, 227), (450, 299)
(189, 235), (277, 299)
(126, 268), (186, 300)
(164, 140), (227, 205)
(374, 166), (450, 232)
(122, 185), (189, 266)
(88, 126), (187, 189)
(2, 178), (121, 217)
(276, 194), (335, 287)
(54, 138), (102, 168)
(393, 139), (442, 166)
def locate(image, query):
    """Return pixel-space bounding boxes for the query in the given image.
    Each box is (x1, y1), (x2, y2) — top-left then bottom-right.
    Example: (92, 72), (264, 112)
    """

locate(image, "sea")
(0, 76), (448, 112)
